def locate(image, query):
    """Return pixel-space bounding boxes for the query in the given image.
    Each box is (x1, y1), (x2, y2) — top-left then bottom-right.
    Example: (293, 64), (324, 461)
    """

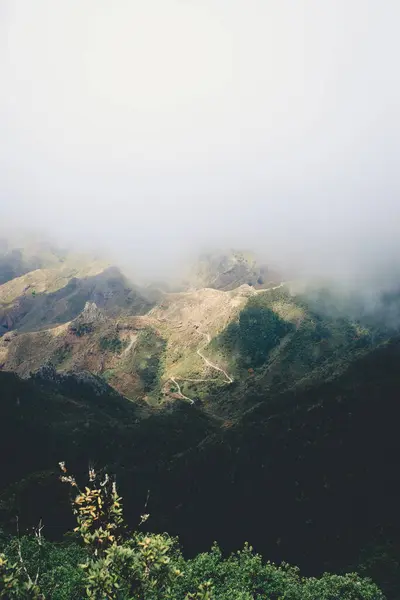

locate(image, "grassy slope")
(0, 263), (156, 399)
(0, 265), (151, 334)
(0, 317), (163, 400)
(1, 280), (388, 410)
(204, 286), (385, 417)
(2, 239), (380, 410)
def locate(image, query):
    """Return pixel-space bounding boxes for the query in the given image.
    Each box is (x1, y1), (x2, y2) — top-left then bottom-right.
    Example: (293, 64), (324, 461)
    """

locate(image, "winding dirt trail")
(165, 281), (287, 403)
(196, 331), (233, 383)
(255, 281), (286, 294)
(169, 376), (195, 404)
(168, 329), (234, 403)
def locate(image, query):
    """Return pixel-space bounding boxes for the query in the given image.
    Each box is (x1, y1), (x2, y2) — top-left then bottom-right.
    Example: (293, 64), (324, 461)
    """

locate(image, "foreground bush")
(0, 465), (385, 599)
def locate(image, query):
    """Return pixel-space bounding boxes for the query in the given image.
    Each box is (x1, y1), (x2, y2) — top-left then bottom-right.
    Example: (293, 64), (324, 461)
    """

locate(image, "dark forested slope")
(1, 336), (400, 595)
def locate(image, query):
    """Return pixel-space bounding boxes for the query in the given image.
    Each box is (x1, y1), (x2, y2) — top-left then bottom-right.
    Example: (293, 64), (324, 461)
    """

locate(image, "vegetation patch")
(52, 343), (72, 367)
(0, 465), (385, 599)
(69, 322), (94, 337)
(101, 368), (116, 383)
(212, 294), (294, 370)
(130, 328), (166, 394)
(99, 335), (125, 353)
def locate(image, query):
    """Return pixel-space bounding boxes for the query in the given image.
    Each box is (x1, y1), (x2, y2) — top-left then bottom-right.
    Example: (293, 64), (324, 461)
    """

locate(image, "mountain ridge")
(1, 238), (400, 594)
(0, 242), (393, 413)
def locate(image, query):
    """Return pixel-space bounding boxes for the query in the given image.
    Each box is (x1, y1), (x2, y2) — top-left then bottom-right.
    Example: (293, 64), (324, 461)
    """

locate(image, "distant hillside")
(1, 269), (392, 410)
(0, 236), (398, 415)
(185, 249), (281, 291)
(0, 234), (81, 285)
(0, 282), (251, 401)
(0, 262), (153, 335)
(203, 284), (387, 416)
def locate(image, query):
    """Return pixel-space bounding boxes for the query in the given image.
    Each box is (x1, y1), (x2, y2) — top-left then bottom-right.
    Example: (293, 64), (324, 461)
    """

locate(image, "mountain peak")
(186, 249), (281, 291)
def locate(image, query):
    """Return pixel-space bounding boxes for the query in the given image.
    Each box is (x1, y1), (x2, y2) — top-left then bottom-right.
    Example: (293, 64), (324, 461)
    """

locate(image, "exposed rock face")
(74, 301), (107, 325)
(188, 250), (281, 291)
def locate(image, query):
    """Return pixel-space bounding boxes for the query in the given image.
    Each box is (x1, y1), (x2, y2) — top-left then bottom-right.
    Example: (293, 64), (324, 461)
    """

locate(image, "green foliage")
(130, 328), (166, 394)
(63, 468), (124, 552)
(237, 302), (294, 367)
(215, 296), (294, 369)
(296, 572), (384, 600)
(171, 542), (299, 599)
(60, 465), (183, 599)
(69, 322), (94, 337)
(0, 536), (86, 599)
(101, 368), (116, 383)
(185, 580), (214, 599)
(0, 552), (39, 598)
(171, 543), (384, 599)
(355, 542), (400, 599)
(52, 344), (71, 367)
(99, 336), (124, 353)
(0, 466), (385, 599)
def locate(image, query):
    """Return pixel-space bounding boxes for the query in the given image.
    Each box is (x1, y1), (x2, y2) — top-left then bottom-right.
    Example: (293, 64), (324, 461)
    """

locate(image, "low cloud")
(1, 0), (400, 288)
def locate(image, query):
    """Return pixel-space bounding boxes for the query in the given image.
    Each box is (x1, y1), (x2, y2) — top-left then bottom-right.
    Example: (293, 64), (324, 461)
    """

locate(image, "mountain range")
(1, 235), (400, 596)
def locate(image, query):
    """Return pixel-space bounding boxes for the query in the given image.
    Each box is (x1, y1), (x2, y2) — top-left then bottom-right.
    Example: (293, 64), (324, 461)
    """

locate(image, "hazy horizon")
(1, 1), (400, 287)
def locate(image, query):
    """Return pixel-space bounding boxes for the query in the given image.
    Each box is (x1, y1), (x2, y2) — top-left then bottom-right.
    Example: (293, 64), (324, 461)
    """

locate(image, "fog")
(1, 1), (400, 287)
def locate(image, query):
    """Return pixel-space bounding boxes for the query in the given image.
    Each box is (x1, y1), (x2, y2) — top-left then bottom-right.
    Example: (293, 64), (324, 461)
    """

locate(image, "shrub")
(0, 465), (385, 599)
(69, 322), (94, 337)
(0, 536), (86, 599)
(131, 329), (166, 394)
(99, 336), (124, 353)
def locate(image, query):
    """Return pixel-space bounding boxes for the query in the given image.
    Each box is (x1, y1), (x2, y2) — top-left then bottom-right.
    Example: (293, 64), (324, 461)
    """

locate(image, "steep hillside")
(0, 239), (396, 420)
(0, 284), (251, 401)
(0, 263), (152, 336)
(0, 234), (156, 338)
(0, 369), (216, 539)
(152, 335), (400, 597)
(1, 275), (390, 411)
(1, 242), (400, 594)
(146, 283), (385, 415)
(1, 336), (400, 596)
(203, 284), (386, 416)
(0, 307), (164, 401)
(185, 249), (281, 291)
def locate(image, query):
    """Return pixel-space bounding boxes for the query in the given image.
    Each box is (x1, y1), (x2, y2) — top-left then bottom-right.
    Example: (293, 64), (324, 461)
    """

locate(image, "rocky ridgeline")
(75, 301), (107, 324)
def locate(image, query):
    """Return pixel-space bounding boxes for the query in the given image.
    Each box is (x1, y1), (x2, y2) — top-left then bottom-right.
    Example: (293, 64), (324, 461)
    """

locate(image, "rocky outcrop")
(75, 301), (107, 324)
(188, 250), (281, 291)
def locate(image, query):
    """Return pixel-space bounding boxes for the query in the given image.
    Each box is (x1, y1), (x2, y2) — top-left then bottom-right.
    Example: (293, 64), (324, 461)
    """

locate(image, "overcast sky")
(1, 1), (400, 284)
